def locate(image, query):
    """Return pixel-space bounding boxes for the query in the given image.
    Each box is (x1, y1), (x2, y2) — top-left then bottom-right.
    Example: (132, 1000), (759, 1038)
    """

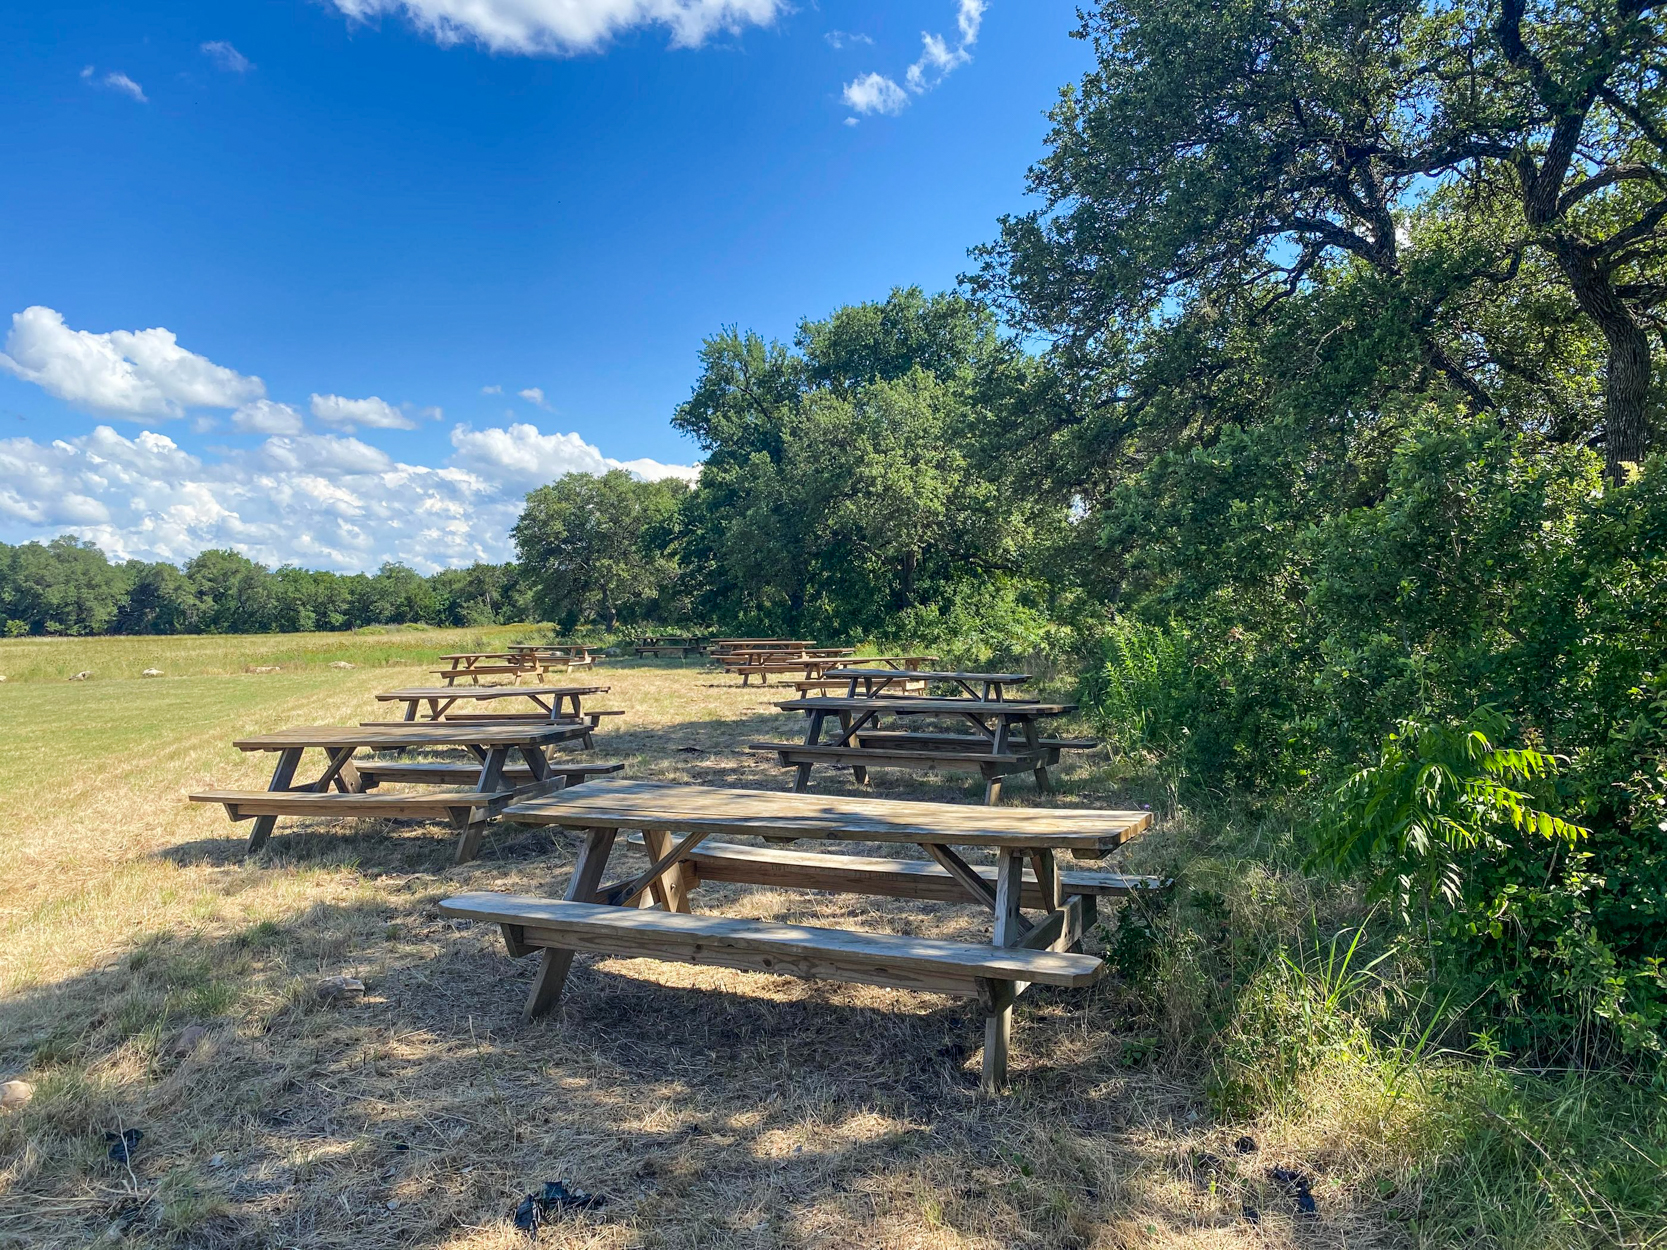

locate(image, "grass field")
(0, 630), (1658, 1248)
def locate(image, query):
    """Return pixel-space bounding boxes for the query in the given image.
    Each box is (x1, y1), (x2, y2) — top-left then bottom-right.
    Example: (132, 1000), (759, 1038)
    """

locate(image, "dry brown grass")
(0, 646), (1405, 1248)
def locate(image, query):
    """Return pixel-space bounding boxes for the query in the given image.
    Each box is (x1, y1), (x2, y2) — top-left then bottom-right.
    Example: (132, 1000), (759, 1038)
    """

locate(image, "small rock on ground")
(1, 1079), (34, 1110)
(68, 671), (92, 681)
(329, 661), (356, 669)
(169, 1024), (209, 1057)
(316, 975), (365, 1004)
(141, 668), (163, 678)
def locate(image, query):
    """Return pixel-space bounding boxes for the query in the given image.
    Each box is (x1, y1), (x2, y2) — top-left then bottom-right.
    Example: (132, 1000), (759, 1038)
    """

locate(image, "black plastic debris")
(1234, 1135), (1258, 1154)
(513, 1181), (604, 1233)
(106, 1129), (143, 1164)
(1241, 1205), (1260, 1225)
(1270, 1166), (1318, 1217)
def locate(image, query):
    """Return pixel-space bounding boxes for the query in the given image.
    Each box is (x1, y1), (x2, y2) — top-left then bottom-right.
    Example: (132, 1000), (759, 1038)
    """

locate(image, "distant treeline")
(0, 537), (528, 636)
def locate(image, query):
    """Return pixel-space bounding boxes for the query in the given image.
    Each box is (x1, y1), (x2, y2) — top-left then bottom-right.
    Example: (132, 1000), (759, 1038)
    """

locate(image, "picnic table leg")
(1019, 718), (1051, 793)
(794, 710), (827, 793)
(980, 848), (1030, 1094)
(641, 829), (693, 913)
(453, 746), (509, 865)
(246, 747), (303, 854)
(978, 978), (1015, 1095)
(837, 712), (869, 785)
(525, 827), (618, 1019)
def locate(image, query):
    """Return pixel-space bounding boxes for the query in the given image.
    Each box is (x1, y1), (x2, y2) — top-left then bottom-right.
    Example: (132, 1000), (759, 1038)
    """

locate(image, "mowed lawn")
(0, 630), (1398, 1249)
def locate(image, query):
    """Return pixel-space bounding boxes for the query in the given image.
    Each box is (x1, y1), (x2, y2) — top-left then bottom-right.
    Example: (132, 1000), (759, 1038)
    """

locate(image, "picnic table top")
(821, 668), (1029, 683)
(437, 652), (532, 662)
(375, 685), (609, 701)
(232, 722), (584, 751)
(777, 696), (1075, 716)
(502, 779), (1149, 850)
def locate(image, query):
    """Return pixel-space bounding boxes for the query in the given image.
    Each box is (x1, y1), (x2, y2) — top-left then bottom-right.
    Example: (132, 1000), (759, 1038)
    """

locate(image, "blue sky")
(0, 0), (1089, 572)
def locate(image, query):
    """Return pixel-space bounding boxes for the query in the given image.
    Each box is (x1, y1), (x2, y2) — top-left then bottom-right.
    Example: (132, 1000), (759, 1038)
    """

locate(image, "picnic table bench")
(371, 685), (619, 745)
(189, 722), (609, 863)
(749, 696), (1095, 803)
(444, 779), (1156, 1092)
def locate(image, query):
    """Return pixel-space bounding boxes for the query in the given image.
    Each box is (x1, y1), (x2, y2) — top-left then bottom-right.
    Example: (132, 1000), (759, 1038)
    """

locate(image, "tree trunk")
(1549, 236), (1653, 481)
(900, 549), (918, 608)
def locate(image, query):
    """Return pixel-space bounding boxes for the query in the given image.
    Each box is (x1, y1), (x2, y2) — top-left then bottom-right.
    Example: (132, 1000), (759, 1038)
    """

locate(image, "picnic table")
(506, 643), (606, 673)
(632, 635), (708, 657)
(372, 685), (621, 745)
(790, 655), (941, 695)
(443, 779), (1157, 1092)
(434, 652), (538, 685)
(750, 695), (1095, 803)
(819, 668), (1031, 701)
(189, 721), (611, 863)
(720, 646), (857, 686)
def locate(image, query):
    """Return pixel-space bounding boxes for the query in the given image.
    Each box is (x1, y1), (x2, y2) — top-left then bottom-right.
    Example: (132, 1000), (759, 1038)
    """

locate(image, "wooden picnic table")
(632, 636), (707, 657)
(372, 685), (619, 745)
(751, 695), (1092, 803)
(450, 779), (1155, 1091)
(189, 721), (596, 863)
(820, 668), (1031, 700)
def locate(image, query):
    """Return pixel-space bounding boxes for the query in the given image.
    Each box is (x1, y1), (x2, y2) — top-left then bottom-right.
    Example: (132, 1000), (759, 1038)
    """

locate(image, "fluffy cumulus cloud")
(329, 0), (784, 55)
(844, 0), (985, 121)
(0, 303), (697, 569)
(230, 399), (305, 435)
(0, 306), (264, 418)
(842, 72), (908, 117)
(309, 392), (417, 431)
(450, 422), (699, 486)
(0, 422), (697, 571)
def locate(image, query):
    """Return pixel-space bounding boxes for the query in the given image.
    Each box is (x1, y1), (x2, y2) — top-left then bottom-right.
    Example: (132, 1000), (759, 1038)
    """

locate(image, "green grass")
(0, 622), (542, 682)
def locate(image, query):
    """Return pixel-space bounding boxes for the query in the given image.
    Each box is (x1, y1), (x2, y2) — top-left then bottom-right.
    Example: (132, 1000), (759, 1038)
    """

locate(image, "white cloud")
(100, 71), (148, 102)
(329, 0), (785, 56)
(481, 384), (503, 394)
(309, 393), (417, 431)
(231, 399), (305, 435)
(450, 422), (699, 485)
(842, 72), (908, 117)
(0, 422), (697, 571)
(0, 306), (265, 418)
(845, 1), (985, 120)
(825, 30), (873, 49)
(201, 41), (252, 72)
(517, 386), (549, 408)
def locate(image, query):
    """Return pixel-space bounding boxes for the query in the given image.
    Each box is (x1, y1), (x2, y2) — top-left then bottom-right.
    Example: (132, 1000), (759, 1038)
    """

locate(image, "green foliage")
(671, 287), (1067, 637)
(0, 537), (526, 636)
(1317, 708), (1586, 917)
(511, 470), (687, 628)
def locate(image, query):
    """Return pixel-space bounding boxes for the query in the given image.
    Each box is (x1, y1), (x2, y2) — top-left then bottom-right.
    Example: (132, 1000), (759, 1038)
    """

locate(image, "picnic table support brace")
(525, 827), (618, 1019)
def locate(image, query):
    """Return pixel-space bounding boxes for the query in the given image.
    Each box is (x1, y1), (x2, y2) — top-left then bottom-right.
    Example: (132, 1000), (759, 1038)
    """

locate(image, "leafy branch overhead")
(973, 0), (1667, 478)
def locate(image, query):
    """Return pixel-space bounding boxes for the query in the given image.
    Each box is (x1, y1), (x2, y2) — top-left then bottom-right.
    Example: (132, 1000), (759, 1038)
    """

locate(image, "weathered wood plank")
(505, 779), (1149, 851)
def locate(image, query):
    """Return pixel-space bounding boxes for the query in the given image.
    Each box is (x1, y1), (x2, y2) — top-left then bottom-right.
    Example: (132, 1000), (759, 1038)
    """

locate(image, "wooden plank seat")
(190, 787), (515, 826)
(622, 834), (1165, 924)
(436, 709), (625, 725)
(431, 665), (534, 684)
(853, 731), (1100, 752)
(357, 760), (624, 787)
(750, 741), (1033, 768)
(439, 890), (1105, 1013)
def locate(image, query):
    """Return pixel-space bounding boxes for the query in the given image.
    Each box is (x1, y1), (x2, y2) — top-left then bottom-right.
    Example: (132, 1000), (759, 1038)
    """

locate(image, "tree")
(512, 471), (687, 628)
(975, 0), (1667, 479)
(670, 288), (1061, 633)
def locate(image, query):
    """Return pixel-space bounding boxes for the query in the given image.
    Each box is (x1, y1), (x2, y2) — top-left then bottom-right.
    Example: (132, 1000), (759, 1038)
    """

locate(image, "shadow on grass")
(0, 874), (1218, 1249)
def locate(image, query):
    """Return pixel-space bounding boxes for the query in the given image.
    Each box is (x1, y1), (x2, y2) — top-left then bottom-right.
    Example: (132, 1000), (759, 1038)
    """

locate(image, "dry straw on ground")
(0, 632), (1401, 1248)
